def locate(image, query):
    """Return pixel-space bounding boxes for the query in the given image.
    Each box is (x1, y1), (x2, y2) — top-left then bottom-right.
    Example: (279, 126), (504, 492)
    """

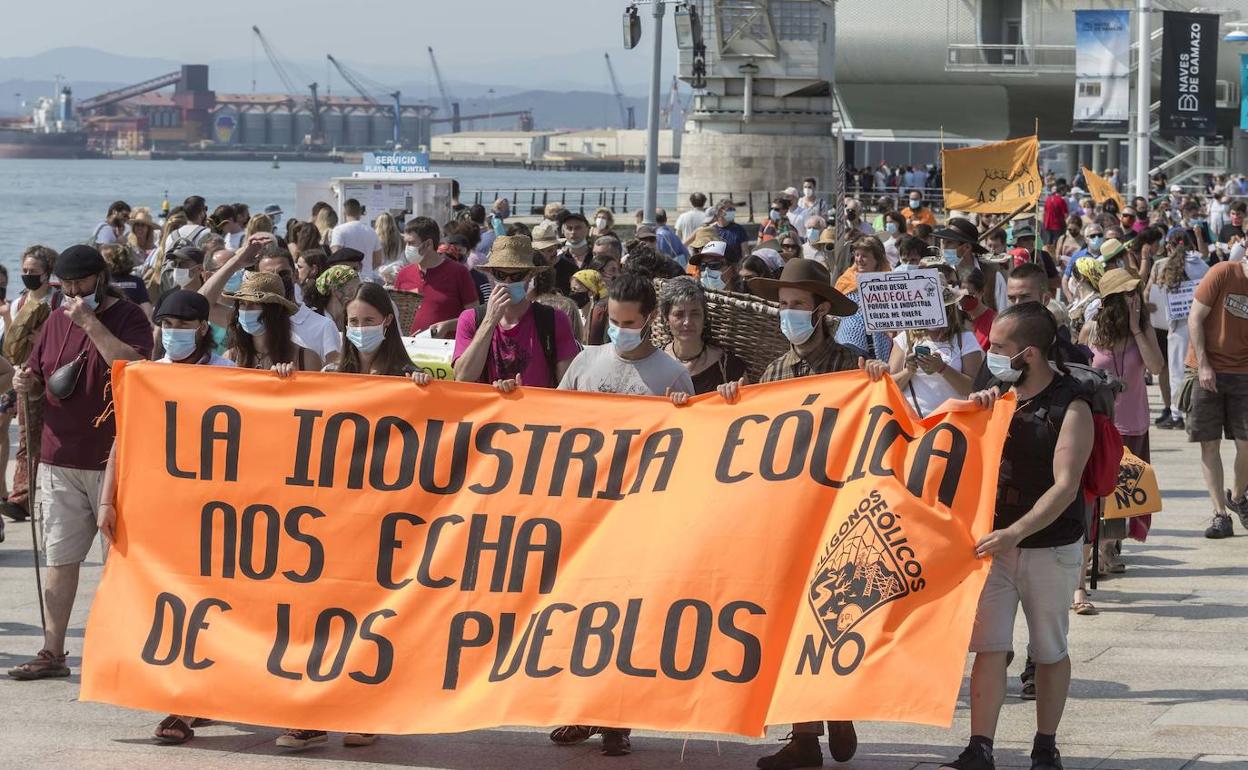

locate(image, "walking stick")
(18, 393), (47, 634)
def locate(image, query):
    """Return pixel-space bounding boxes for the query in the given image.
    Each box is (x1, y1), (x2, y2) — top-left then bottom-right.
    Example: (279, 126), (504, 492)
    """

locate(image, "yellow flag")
(941, 136), (1042, 214)
(1082, 166), (1125, 211)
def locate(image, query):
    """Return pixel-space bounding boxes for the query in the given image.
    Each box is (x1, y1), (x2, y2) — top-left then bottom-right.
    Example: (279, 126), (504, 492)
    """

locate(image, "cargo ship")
(0, 87), (95, 159)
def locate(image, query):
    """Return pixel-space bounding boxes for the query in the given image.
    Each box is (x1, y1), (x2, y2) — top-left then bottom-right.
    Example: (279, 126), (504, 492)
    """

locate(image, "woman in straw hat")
(888, 281), (983, 418)
(453, 235), (580, 389)
(1085, 267), (1165, 574)
(222, 271), (320, 373)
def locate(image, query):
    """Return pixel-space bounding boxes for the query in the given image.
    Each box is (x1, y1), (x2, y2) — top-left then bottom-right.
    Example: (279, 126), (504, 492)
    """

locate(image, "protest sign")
(857, 269), (947, 333)
(404, 336), (455, 380)
(81, 363), (1013, 736)
(1082, 166), (1125, 211)
(1103, 448), (1161, 520)
(941, 136), (1042, 214)
(1166, 279), (1199, 321)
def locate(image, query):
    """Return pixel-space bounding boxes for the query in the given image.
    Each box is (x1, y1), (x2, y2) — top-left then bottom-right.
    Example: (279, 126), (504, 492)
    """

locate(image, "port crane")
(603, 53), (634, 129)
(427, 47), (456, 120)
(326, 54), (403, 147)
(251, 26), (323, 145)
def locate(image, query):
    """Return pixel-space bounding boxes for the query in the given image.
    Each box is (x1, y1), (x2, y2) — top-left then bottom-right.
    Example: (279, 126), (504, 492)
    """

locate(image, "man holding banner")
(942, 303), (1094, 770)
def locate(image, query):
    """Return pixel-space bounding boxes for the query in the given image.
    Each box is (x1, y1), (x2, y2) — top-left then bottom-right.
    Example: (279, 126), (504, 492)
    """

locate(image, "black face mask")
(21, 274), (43, 292)
(569, 290), (591, 308)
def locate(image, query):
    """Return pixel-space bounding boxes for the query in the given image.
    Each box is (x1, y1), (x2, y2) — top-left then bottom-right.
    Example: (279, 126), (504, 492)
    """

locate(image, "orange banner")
(1081, 166), (1126, 212)
(942, 135), (1042, 213)
(81, 363), (1014, 735)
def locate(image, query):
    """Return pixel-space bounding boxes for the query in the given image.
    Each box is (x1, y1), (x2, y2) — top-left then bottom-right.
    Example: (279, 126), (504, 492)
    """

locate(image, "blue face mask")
(347, 324), (385, 354)
(942, 248), (960, 266)
(886, 222), (899, 234)
(505, 281), (528, 303)
(893, 262), (917, 273)
(223, 271), (244, 294)
(1089, 236), (1104, 250)
(769, 210), (782, 222)
(607, 321), (646, 353)
(723, 210), (737, 224)
(238, 308), (265, 335)
(162, 327), (199, 361)
(700, 269), (726, 291)
(807, 228), (820, 242)
(779, 308), (816, 345)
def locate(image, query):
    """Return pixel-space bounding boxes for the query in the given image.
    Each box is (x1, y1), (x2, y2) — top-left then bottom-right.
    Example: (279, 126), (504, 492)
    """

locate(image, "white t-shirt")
(226, 230), (245, 250)
(92, 222), (127, 245)
(330, 220), (382, 280)
(290, 303), (342, 360)
(674, 208), (706, 241)
(896, 330), (980, 418)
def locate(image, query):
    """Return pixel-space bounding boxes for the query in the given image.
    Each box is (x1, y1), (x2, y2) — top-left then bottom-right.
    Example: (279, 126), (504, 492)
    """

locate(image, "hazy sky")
(0, 0), (677, 72)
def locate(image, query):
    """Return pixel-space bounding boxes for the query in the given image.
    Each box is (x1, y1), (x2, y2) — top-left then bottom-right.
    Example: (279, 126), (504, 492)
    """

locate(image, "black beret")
(328, 246), (365, 266)
(153, 289), (210, 323)
(57, 245), (107, 280)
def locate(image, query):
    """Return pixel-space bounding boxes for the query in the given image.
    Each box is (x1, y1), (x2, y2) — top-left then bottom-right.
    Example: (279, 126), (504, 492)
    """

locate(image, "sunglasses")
(493, 270), (531, 283)
(701, 261), (725, 271)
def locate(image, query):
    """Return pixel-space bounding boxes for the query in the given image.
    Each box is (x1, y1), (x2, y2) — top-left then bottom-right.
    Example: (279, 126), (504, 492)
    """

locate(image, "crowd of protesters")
(0, 167), (1244, 770)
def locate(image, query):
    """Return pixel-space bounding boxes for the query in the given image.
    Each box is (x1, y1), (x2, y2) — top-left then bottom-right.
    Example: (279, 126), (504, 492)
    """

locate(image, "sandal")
(155, 715), (194, 745)
(1072, 600), (1098, 615)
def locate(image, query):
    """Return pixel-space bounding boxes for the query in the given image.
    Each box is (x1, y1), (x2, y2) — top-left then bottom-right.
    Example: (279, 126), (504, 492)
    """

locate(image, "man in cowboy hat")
(717, 258), (887, 768)
(453, 235), (580, 389)
(933, 217), (1008, 311)
(8, 245), (153, 682)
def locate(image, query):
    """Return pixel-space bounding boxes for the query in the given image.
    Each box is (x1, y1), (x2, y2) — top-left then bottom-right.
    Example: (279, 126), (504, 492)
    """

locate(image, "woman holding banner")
(832, 236), (893, 361)
(659, 277), (749, 394)
(1086, 269), (1166, 572)
(888, 282), (982, 418)
(221, 272), (321, 372)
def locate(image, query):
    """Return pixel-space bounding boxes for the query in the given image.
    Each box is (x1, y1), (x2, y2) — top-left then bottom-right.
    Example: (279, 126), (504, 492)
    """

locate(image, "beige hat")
(223, 270), (298, 313)
(530, 223), (560, 250)
(480, 235), (548, 275)
(813, 226), (838, 247)
(1098, 267), (1142, 297)
(689, 225), (719, 249)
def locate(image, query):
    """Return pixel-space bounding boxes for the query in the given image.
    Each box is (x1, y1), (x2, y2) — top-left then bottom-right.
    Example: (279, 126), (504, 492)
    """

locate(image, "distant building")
(546, 129), (676, 161)
(430, 131), (561, 161)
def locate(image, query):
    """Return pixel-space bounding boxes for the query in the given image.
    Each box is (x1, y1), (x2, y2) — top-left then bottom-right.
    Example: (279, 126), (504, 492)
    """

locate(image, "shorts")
(38, 464), (105, 567)
(969, 541), (1083, 665)
(1185, 371), (1248, 442)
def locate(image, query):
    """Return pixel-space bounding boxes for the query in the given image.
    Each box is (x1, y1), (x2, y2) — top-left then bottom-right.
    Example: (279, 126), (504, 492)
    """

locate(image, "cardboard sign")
(404, 335), (454, 380)
(1103, 448), (1162, 520)
(857, 269), (947, 333)
(80, 363), (1014, 736)
(1166, 280), (1199, 321)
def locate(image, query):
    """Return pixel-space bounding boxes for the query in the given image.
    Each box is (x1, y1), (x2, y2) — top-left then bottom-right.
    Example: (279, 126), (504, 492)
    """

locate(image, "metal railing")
(945, 44), (1075, 74)
(466, 185), (949, 222)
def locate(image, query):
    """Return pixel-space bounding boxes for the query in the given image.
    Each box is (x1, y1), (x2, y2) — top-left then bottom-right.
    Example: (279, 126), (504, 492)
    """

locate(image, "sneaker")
(275, 729), (327, 749)
(940, 742), (996, 770)
(549, 725), (598, 745)
(1205, 513), (1234, 539)
(0, 500), (29, 522)
(826, 721), (857, 762)
(600, 729), (631, 757)
(1167, 415), (1185, 430)
(1153, 408), (1172, 427)
(1030, 746), (1064, 770)
(1019, 657), (1036, 700)
(757, 733), (823, 770)
(7, 649), (70, 680)
(1226, 490), (1248, 529)
(343, 733), (377, 747)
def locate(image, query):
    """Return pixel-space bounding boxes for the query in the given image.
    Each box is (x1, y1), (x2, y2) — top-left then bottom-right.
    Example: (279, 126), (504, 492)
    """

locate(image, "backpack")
(473, 302), (559, 386)
(1060, 362), (1126, 499)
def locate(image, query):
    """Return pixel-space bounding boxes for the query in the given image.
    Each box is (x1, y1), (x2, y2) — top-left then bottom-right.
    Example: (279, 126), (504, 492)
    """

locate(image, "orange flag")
(942, 136), (1042, 213)
(1102, 447), (1161, 520)
(81, 363), (1013, 735)
(1082, 166), (1126, 211)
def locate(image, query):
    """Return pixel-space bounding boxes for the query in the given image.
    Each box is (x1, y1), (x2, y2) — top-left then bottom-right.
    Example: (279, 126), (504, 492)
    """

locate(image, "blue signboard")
(1241, 54), (1248, 130)
(362, 151), (430, 173)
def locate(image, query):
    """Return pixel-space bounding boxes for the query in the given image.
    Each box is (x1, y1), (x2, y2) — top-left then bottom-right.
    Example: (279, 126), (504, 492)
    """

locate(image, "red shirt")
(1043, 194), (1069, 231)
(972, 307), (997, 351)
(28, 298), (154, 470)
(395, 258), (480, 334)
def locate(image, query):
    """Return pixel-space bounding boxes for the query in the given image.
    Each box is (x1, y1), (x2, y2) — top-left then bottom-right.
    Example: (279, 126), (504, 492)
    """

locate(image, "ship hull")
(0, 127), (95, 159)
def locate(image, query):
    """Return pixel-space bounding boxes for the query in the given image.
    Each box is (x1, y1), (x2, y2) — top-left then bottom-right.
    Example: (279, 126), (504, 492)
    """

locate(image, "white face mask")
(595, 217), (609, 230)
(404, 244), (425, 265)
(986, 350), (1026, 383)
(173, 267), (194, 288)
(803, 186), (815, 197)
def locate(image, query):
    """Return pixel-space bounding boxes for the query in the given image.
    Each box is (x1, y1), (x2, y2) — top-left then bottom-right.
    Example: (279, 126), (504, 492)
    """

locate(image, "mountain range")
(0, 46), (675, 130)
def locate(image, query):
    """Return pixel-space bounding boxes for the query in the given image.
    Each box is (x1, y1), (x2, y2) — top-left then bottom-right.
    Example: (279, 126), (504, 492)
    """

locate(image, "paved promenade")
(2, 388), (1246, 769)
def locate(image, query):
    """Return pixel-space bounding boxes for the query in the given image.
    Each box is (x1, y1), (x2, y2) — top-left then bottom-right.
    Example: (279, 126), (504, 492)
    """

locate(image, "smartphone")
(915, 345), (931, 357)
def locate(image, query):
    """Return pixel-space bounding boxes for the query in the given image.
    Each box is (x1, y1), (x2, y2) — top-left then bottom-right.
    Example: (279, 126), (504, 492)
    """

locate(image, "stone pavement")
(1, 388), (1247, 770)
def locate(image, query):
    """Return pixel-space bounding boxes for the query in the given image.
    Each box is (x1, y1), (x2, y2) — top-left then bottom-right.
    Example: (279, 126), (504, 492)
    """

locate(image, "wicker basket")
(387, 289), (424, 334)
(651, 281), (840, 382)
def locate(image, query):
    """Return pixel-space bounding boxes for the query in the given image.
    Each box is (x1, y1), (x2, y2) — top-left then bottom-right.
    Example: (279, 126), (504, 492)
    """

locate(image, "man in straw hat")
(933, 217), (1008, 312)
(717, 258), (891, 769)
(8, 245), (153, 681)
(453, 235), (580, 389)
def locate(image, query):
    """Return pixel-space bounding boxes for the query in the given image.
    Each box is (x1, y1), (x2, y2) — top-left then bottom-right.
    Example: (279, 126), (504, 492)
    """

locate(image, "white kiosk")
(294, 151), (454, 226)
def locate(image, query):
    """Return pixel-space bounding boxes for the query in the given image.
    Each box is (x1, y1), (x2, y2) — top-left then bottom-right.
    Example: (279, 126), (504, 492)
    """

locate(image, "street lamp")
(625, 1), (706, 227)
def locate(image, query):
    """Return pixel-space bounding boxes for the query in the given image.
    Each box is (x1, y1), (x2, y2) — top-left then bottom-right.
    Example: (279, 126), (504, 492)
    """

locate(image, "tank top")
(996, 374), (1089, 548)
